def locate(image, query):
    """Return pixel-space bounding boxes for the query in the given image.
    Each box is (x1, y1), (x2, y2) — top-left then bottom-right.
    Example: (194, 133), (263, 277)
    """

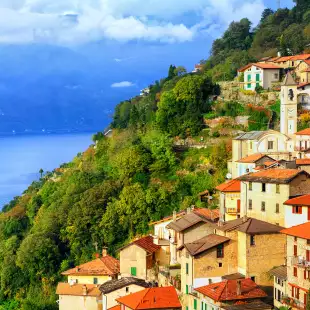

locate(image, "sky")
(0, 0), (294, 45)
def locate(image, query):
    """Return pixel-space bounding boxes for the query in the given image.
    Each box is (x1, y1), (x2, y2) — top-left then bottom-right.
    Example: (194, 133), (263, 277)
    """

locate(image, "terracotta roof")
(296, 159), (310, 165)
(269, 266), (287, 281)
(237, 169), (308, 184)
(149, 210), (187, 225)
(284, 194), (310, 206)
(295, 128), (310, 135)
(183, 234), (230, 256)
(56, 283), (101, 297)
(289, 54), (310, 61)
(109, 306), (121, 310)
(216, 217), (283, 234)
(216, 179), (241, 192)
(121, 236), (161, 254)
(100, 277), (151, 294)
(275, 56), (293, 62)
(237, 154), (274, 164)
(166, 209), (218, 232)
(222, 273), (245, 280)
(281, 222), (310, 239)
(195, 279), (267, 302)
(222, 301), (272, 310)
(298, 82), (310, 89)
(238, 63), (280, 72)
(116, 286), (181, 309)
(62, 255), (120, 276)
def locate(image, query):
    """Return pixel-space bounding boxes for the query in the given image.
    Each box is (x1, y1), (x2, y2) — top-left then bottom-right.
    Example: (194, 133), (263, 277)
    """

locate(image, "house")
(281, 222), (310, 310)
(215, 217), (286, 286)
(269, 266), (288, 309)
(57, 249), (120, 310)
(119, 236), (161, 281)
(284, 194), (310, 227)
(238, 63), (281, 91)
(166, 208), (219, 265)
(238, 169), (310, 227)
(229, 130), (291, 179)
(297, 83), (310, 110)
(296, 159), (310, 173)
(295, 128), (310, 157)
(194, 279), (269, 310)
(99, 277), (152, 310)
(235, 154), (276, 177)
(61, 249), (120, 285)
(193, 64), (203, 73)
(216, 179), (241, 221)
(274, 54), (310, 69)
(295, 60), (310, 83)
(116, 286), (181, 310)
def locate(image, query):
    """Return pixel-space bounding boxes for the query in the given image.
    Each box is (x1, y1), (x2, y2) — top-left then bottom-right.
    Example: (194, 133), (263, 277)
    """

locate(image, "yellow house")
(281, 222), (310, 310)
(295, 60), (310, 83)
(216, 179), (241, 221)
(57, 249), (120, 310)
(119, 235), (162, 281)
(238, 169), (310, 227)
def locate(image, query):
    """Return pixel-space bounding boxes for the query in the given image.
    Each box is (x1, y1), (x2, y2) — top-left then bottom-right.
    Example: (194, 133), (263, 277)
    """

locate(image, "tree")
(39, 168), (44, 178)
(174, 66), (187, 76)
(168, 65), (177, 79)
(260, 8), (274, 23)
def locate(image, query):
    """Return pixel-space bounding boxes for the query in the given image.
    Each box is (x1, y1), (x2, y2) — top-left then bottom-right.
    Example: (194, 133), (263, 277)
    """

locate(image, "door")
(308, 207), (310, 221)
(237, 199), (241, 213)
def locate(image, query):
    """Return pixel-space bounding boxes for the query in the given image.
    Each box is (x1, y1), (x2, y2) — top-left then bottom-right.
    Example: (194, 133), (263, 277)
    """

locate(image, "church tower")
(280, 72), (298, 142)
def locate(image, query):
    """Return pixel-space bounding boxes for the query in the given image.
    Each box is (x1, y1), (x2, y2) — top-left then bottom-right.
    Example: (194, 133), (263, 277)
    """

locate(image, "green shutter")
(130, 267), (137, 276)
(247, 75), (251, 81)
(186, 285), (189, 294)
(186, 307), (189, 310)
(247, 83), (251, 89)
(205, 303), (207, 310)
(256, 73), (260, 81)
(186, 263), (189, 275)
(194, 299), (197, 310)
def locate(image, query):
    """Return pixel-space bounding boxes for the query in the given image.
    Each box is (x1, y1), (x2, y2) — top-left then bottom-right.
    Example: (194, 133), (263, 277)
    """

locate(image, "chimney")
(95, 253), (100, 259)
(82, 285), (87, 296)
(102, 247), (108, 257)
(236, 280), (242, 296)
(173, 210), (177, 221)
(187, 207), (191, 214)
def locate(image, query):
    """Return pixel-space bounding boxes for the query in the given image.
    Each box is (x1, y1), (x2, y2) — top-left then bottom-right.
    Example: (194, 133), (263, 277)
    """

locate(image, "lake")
(0, 133), (93, 208)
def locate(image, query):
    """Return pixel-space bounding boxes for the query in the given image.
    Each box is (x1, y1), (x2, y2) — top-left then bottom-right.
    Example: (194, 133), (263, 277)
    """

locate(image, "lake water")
(0, 133), (93, 208)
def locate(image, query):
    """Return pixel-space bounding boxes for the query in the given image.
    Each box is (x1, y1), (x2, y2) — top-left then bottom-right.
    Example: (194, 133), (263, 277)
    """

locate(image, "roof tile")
(281, 222), (310, 239)
(284, 194), (310, 206)
(216, 179), (241, 192)
(56, 283), (101, 297)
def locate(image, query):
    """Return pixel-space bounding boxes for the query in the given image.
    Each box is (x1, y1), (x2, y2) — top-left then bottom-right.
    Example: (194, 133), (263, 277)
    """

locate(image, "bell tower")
(280, 72), (298, 143)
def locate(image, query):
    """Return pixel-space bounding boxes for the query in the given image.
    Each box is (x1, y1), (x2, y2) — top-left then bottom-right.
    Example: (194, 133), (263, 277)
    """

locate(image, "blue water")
(0, 133), (92, 208)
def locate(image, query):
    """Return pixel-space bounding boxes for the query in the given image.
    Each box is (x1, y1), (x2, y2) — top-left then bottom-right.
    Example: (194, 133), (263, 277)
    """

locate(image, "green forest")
(0, 1), (309, 309)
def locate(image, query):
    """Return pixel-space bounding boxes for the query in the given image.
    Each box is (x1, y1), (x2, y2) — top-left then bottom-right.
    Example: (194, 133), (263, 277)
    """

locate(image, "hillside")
(0, 2), (307, 309)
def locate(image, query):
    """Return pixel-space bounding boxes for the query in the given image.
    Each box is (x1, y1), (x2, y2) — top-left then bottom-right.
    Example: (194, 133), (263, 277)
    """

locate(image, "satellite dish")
(226, 173), (232, 179)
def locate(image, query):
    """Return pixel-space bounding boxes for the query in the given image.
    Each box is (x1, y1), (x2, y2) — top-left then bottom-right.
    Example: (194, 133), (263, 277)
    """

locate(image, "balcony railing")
(295, 146), (310, 151)
(226, 208), (240, 214)
(291, 256), (310, 268)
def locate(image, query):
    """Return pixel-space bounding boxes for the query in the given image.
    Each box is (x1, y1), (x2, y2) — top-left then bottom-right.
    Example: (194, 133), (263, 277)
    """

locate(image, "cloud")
(111, 81), (135, 88)
(0, 0), (265, 44)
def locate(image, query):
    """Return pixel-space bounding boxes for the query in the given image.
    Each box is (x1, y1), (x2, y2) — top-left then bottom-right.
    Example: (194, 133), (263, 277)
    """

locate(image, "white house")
(238, 63), (281, 91)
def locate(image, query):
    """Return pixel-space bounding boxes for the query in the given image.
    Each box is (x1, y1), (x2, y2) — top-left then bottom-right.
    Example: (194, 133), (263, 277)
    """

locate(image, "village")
(55, 53), (310, 310)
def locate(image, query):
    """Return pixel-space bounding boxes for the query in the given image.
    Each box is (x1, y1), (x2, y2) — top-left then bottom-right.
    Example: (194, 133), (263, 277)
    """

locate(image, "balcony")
(295, 146), (310, 152)
(226, 208), (240, 215)
(282, 296), (306, 310)
(292, 256), (310, 268)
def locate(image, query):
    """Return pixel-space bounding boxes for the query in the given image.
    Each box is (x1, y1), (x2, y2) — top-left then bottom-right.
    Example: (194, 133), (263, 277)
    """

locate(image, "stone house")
(216, 179), (241, 222)
(281, 222), (310, 310)
(116, 286), (181, 310)
(99, 277), (151, 310)
(193, 279), (270, 310)
(238, 63), (281, 91)
(119, 236), (162, 281)
(56, 249), (120, 310)
(238, 169), (310, 227)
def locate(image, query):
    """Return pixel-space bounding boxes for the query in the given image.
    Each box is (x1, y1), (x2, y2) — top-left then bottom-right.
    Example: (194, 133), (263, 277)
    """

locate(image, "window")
(261, 201), (266, 212)
(250, 276), (256, 282)
(268, 141), (274, 150)
(294, 267), (297, 277)
(294, 245), (298, 256)
(248, 199), (252, 210)
(274, 73), (279, 79)
(194, 299), (197, 310)
(186, 263), (189, 275)
(294, 237), (297, 242)
(249, 182), (252, 191)
(186, 285), (189, 294)
(250, 235), (255, 246)
(201, 302), (204, 310)
(256, 73), (260, 82)
(307, 239), (310, 245)
(262, 183), (266, 192)
(93, 277), (98, 284)
(130, 267), (137, 276)
(276, 203), (280, 214)
(276, 184), (280, 194)
(218, 262), (223, 267)
(126, 287), (129, 293)
(217, 244), (224, 258)
(306, 250), (310, 262)
(292, 206), (302, 214)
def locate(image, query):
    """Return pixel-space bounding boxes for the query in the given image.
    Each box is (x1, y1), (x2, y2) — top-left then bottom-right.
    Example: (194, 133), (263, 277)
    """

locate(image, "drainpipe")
(241, 181), (248, 218)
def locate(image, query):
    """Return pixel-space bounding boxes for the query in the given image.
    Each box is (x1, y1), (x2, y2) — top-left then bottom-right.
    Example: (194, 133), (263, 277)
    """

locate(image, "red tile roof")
(297, 82), (310, 89)
(194, 208), (220, 221)
(281, 222), (310, 240)
(238, 63), (280, 72)
(296, 128), (310, 135)
(275, 56), (293, 62)
(121, 236), (161, 254)
(237, 154), (274, 163)
(296, 159), (310, 165)
(290, 54), (310, 61)
(284, 195), (310, 206)
(116, 287), (181, 310)
(62, 255), (120, 276)
(56, 283), (101, 297)
(109, 306), (121, 310)
(216, 179), (241, 192)
(238, 169), (308, 184)
(195, 279), (267, 302)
